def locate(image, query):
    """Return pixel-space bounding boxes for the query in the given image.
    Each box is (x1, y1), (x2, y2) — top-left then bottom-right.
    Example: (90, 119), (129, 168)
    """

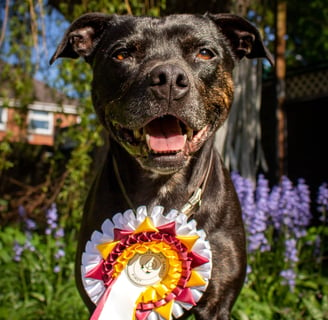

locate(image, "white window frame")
(0, 106), (8, 131)
(28, 109), (53, 135)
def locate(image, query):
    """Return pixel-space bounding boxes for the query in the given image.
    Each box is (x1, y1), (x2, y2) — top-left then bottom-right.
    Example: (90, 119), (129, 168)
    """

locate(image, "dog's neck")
(108, 137), (215, 215)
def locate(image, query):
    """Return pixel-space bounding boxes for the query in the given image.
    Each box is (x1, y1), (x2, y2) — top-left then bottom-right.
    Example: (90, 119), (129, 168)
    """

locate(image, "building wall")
(0, 105), (79, 146)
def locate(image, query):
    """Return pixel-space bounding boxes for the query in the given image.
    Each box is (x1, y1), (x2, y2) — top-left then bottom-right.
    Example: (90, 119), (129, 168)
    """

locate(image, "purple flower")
(55, 249), (65, 260)
(25, 240), (36, 252)
(280, 268), (296, 291)
(47, 204), (58, 223)
(245, 265), (252, 283)
(270, 176), (311, 238)
(295, 179), (312, 235)
(267, 185), (281, 229)
(256, 175), (270, 213)
(25, 218), (37, 231)
(46, 204), (59, 234)
(284, 238), (298, 263)
(54, 265), (61, 273)
(279, 176), (297, 231)
(18, 206), (37, 232)
(232, 173), (269, 253)
(317, 183), (328, 218)
(13, 242), (24, 262)
(55, 228), (65, 239)
(231, 172), (245, 197)
(14, 206), (38, 261)
(18, 205), (26, 219)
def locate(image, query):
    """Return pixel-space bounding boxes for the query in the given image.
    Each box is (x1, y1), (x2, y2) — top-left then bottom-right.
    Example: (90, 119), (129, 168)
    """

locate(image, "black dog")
(51, 12), (273, 320)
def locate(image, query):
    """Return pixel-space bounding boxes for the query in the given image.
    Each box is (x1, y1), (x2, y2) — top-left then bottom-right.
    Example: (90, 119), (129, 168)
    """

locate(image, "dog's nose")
(149, 64), (189, 100)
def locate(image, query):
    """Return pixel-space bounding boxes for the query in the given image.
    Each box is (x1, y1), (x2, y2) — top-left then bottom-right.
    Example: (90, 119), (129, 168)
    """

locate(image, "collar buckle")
(180, 187), (202, 217)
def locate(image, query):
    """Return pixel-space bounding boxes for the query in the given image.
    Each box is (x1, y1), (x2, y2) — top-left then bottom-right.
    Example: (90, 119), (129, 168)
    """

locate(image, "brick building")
(0, 76), (79, 146)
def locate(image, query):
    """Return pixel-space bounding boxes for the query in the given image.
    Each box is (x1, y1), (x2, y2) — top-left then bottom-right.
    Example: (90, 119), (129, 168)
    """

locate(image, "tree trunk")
(275, 0), (287, 178)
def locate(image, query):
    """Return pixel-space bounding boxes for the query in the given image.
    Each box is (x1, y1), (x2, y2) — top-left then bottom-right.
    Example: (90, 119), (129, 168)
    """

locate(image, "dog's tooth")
(187, 127), (194, 140)
(145, 134), (151, 150)
(133, 129), (141, 140)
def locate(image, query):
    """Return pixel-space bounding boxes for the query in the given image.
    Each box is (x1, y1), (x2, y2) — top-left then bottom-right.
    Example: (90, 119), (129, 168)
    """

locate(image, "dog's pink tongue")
(145, 117), (186, 153)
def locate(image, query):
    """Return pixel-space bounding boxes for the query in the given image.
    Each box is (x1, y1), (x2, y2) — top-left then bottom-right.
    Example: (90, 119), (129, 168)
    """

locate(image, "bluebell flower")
(46, 204), (59, 235)
(267, 185), (281, 229)
(53, 265), (61, 273)
(284, 238), (298, 263)
(231, 173), (269, 253)
(269, 176), (311, 239)
(294, 179), (312, 237)
(25, 240), (36, 252)
(231, 173), (317, 292)
(231, 172), (245, 202)
(18, 205), (26, 219)
(244, 265), (252, 283)
(25, 218), (37, 231)
(13, 241), (24, 262)
(256, 175), (270, 213)
(55, 227), (65, 239)
(44, 204), (66, 267)
(13, 206), (38, 261)
(279, 176), (297, 232)
(55, 249), (65, 260)
(280, 268), (296, 291)
(18, 205), (37, 232)
(317, 182), (328, 218)
(47, 203), (58, 221)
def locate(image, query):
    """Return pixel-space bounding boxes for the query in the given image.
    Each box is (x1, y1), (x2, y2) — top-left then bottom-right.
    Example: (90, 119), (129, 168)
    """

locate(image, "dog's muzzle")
(111, 115), (211, 173)
(109, 63), (213, 173)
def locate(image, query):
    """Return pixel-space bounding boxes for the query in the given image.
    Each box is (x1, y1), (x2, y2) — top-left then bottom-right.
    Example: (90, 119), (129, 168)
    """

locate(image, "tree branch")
(0, 0), (10, 49)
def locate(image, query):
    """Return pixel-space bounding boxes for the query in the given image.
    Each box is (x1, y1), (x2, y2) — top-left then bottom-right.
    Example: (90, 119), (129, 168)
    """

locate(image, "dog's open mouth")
(145, 116), (188, 154)
(112, 115), (211, 157)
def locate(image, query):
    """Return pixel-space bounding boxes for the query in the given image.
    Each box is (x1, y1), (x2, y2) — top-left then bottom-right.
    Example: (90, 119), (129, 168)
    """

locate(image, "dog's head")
(51, 13), (273, 174)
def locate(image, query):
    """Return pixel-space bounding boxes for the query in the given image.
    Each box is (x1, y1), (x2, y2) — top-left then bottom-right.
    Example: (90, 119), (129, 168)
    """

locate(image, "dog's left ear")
(207, 13), (274, 66)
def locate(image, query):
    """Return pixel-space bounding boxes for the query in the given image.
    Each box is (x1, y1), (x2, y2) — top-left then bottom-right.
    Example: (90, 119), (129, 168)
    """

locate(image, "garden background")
(0, 0), (328, 319)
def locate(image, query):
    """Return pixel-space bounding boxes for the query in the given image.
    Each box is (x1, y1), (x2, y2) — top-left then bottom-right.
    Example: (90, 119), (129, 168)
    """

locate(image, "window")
(28, 110), (53, 135)
(0, 107), (8, 131)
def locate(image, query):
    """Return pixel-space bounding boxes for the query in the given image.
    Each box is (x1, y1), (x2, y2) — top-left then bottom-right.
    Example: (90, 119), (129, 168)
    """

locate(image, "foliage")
(231, 175), (328, 320)
(54, 0), (166, 20)
(285, 0), (328, 67)
(1, 177), (327, 319)
(0, 205), (88, 319)
(247, 0), (328, 68)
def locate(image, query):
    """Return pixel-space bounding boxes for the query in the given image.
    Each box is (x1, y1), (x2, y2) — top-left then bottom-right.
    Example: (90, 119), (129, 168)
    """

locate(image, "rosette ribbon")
(81, 206), (212, 320)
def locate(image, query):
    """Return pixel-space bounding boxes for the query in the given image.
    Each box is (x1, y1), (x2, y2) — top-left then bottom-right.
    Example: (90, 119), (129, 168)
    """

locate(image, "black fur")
(51, 13), (272, 320)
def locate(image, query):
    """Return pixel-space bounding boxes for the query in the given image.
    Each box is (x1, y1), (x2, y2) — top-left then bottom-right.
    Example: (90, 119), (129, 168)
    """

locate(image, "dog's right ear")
(49, 13), (112, 65)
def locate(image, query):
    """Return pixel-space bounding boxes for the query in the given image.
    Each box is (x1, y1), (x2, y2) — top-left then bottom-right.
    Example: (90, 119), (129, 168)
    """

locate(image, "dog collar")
(112, 150), (214, 218)
(81, 205), (212, 320)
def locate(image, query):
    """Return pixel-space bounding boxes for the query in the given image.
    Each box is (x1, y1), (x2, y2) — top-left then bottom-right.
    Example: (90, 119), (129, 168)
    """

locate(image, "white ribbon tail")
(91, 269), (145, 320)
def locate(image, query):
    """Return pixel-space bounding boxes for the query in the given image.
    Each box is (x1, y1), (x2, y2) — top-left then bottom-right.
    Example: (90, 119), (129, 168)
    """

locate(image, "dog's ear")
(50, 13), (112, 65)
(207, 13), (274, 66)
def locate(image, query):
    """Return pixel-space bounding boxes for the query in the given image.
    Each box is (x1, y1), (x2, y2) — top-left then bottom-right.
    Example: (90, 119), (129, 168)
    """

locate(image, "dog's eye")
(196, 49), (215, 60)
(113, 50), (130, 61)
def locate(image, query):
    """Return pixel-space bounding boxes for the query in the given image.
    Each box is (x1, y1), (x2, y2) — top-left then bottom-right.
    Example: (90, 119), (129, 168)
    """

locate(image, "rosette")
(81, 205), (212, 320)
